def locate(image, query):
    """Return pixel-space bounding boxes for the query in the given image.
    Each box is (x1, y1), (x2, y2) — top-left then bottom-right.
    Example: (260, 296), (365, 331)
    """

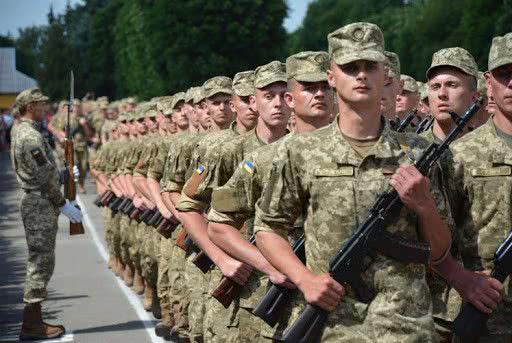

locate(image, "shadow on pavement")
(73, 319), (158, 334)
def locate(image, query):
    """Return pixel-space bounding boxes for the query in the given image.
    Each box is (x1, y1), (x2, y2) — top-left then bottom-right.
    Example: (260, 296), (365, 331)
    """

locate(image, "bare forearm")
(417, 205), (451, 262)
(179, 211), (231, 266)
(147, 178), (168, 213)
(124, 174), (136, 198)
(209, 222), (276, 274)
(133, 176), (153, 200)
(256, 231), (311, 286)
(162, 192), (179, 218)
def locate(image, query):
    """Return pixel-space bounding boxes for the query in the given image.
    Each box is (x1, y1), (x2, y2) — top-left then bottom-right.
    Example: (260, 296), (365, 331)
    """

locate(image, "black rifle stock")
(157, 216), (180, 239)
(253, 235), (305, 326)
(282, 98), (484, 343)
(452, 230), (512, 342)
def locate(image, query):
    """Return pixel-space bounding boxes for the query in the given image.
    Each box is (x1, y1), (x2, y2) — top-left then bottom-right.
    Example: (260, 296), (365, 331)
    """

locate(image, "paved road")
(0, 150), (159, 343)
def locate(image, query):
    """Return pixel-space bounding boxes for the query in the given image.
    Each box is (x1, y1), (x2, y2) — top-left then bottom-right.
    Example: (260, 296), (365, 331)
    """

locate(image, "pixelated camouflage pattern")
(448, 118), (512, 337)
(286, 51), (329, 82)
(254, 119), (444, 341)
(254, 61), (287, 89)
(488, 32), (512, 71)
(427, 47), (479, 79)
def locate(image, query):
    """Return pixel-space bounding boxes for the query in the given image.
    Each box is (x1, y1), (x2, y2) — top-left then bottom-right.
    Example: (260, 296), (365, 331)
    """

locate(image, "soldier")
(176, 62), (290, 342)
(254, 22), (452, 342)
(380, 51), (403, 127)
(396, 75), (420, 117)
(422, 47), (479, 142)
(207, 51), (334, 342)
(11, 88), (82, 340)
(434, 33), (512, 342)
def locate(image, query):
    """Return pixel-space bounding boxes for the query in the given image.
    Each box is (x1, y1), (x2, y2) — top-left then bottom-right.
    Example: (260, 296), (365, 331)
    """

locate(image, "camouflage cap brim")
(332, 50), (386, 67)
(294, 71), (327, 83)
(234, 87), (254, 97)
(205, 88), (233, 99)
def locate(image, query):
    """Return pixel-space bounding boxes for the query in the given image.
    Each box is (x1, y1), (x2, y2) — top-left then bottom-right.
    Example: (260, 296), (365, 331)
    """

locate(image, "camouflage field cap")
(118, 114), (128, 123)
(328, 22), (386, 66)
(477, 71), (487, 94)
(193, 86), (206, 104)
(171, 92), (186, 110)
(97, 96), (109, 103)
(15, 88), (49, 108)
(426, 47), (478, 79)
(157, 96), (175, 115)
(146, 109), (158, 119)
(419, 82), (428, 101)
(126, 96), (137, 104)
(203, 76), (233, 98)
(384, 51), (400, 78)
(401, 74), (419, 93)
(72, 98), (81, 106)
(185, 88), (196, 103)
(254, 61), (287, 89)
(488, 33), (512, 71)
(286, 51), (329, 82)
(232, 71), (255, 97)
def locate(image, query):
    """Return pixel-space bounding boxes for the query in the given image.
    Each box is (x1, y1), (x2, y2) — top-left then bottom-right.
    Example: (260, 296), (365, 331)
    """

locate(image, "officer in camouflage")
(11, 88), (83, 340)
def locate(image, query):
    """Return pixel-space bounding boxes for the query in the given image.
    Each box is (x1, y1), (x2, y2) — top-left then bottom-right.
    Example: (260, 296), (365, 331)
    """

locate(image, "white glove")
(60, 201), (83, 223)
(73, 165), (80, 182)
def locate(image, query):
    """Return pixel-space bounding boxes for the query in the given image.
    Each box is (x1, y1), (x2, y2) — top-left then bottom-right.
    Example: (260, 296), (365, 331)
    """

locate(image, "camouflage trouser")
(104, 208), (114, 255)
(128, 219), (143, 272)
(203, 269), (239, 343)
(111, 212), (122, 260)
(74, 149), (88, 185)
(157, 236), (174, 308)
(141, 223), (159, 287)
(119, 215), (132, 267)
(20, 192), (59, 304)
(185, 254), (209, 342)
(168, 229), (190, 337)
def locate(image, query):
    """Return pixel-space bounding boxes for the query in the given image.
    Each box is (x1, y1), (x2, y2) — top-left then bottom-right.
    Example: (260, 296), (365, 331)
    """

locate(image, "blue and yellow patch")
(242, 160), (255, 174)
(196, 164), (205, 175)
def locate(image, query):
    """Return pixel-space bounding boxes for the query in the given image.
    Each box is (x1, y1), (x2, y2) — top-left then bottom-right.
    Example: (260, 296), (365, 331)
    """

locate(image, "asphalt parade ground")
(0, 150), (160, 343)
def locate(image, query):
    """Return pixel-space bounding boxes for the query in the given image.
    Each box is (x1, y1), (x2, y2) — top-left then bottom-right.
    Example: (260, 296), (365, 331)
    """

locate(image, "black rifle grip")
(283, 304), (327, 343)
(452, 302), (488, 343)
(253, 284), (291, 327)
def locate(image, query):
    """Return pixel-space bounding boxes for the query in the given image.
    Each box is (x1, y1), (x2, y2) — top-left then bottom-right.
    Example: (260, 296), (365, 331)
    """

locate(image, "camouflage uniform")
(254, 120), (447, 342)
(10, 90), (66, 304)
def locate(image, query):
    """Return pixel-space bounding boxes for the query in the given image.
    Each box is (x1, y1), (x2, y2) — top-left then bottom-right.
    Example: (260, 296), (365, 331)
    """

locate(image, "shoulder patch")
(242, 160), (256, 174)
(183, 164), (208, 198)
(30, 148), (47, 166)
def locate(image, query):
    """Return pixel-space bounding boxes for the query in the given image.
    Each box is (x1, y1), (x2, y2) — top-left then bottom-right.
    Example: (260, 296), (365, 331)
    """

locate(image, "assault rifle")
(253, 235), (305, 326)
(395, 110), (418, 133)
(282, 98), (484, 343)
(64, 71), (84, 235)
(211, 235), (257, 308)
(452, 229), (512, 342)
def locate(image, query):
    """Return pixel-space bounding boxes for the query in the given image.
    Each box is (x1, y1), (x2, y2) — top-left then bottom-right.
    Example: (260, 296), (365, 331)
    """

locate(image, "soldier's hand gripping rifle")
(452, 229), (512, 343)
(64, 71), (85, 236)
(282, 97), (484, 343)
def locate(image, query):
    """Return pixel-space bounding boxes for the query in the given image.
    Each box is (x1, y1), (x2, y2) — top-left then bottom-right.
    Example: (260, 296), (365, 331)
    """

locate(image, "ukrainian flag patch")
(243, 161), (255, 174)
(196, 164), (205, 175)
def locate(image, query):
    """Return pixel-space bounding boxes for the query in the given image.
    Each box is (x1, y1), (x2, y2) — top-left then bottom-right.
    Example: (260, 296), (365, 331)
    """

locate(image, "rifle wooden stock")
(175, 228), (189, 251)
(148, 211), (162, 227)
(139, 209), (154, 224)
(192, 251), (214, 273)
(211, 276), (243, 309)
(157, 216), (179, 239)
(93, 195), (103, 207)
(64, 139), (84, 236)
(130, 208), (143, 222)
(101, 191), (114, 206)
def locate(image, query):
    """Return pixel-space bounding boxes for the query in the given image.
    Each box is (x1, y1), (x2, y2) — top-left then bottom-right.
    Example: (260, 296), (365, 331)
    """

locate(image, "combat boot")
(143, 281), (153, 311)
(151, 287), (161, 319)
(133, 268), (145, 294)
(19, 302), (65, 340)
(154, 303), (173, 339)
(123, 263), (134, 287)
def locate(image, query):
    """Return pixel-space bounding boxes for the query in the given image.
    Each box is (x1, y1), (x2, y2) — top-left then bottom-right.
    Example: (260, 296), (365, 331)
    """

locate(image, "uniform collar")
(329, 114), (406, 166)
(485, 117), (512, 164)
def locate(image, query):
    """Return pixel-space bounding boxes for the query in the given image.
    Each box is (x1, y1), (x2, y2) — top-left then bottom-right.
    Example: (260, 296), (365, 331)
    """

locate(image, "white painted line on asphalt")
(76, 196), (161, 343)
(20, 333), (75, 342)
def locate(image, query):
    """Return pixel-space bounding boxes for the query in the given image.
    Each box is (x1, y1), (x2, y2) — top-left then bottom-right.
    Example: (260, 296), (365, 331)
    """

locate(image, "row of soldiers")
(45, 95), (137, 193)
(90, 22), (511, 342)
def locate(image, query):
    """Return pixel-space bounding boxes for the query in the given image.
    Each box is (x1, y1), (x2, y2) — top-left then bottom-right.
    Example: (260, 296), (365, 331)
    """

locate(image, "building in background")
(0, 47), (37, 110)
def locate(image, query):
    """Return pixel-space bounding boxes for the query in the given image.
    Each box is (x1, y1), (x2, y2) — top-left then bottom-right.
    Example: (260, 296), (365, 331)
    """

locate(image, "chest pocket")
(468, 165), (512, 260)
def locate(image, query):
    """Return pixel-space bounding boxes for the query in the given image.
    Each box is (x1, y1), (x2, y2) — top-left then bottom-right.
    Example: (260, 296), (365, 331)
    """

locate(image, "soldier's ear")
(249, 95), (257, 112)
(327, 69), (336, 88)
(284, 92), (294, 109)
